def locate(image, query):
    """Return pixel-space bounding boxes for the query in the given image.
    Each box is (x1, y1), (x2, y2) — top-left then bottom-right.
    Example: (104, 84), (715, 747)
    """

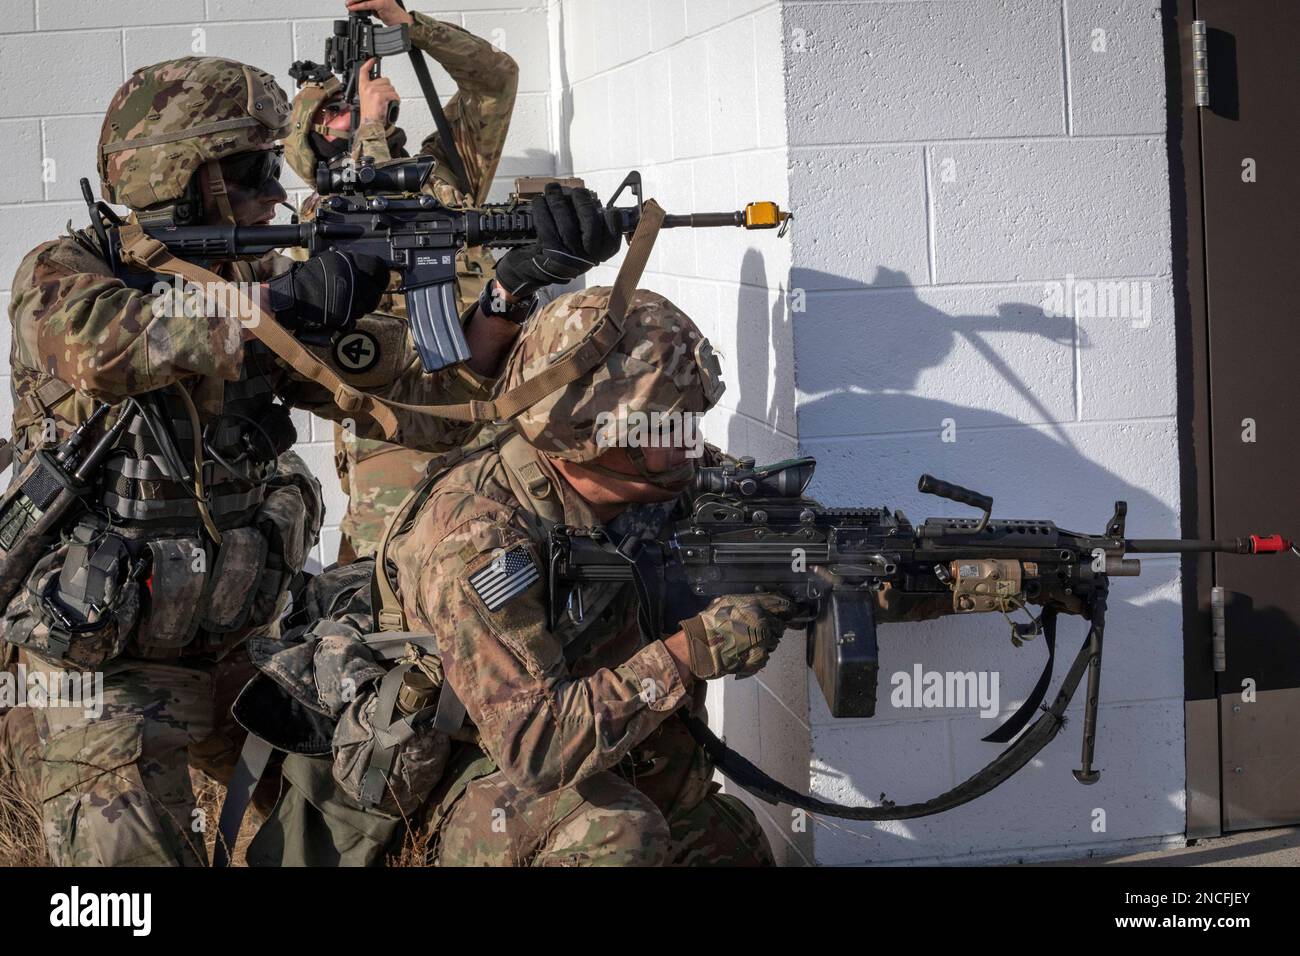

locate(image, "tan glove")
(679, 593), (798, 681)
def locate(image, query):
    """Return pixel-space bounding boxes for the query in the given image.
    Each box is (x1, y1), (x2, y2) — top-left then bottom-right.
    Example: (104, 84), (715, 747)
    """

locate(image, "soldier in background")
(285, 0), (521, 563)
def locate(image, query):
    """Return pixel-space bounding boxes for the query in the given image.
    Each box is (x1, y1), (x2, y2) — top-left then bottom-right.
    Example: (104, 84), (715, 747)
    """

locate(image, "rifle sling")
(407, 49), (472, 199)
(981, 607), (1058, 744)
(685, 611), (1103, 821)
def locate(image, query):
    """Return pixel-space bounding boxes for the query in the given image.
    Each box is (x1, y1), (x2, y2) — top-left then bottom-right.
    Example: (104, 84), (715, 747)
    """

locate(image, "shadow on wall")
(718, 258), (1193, 862)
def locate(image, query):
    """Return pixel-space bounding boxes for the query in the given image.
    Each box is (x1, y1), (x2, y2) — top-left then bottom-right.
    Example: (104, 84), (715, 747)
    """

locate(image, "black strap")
(213, 733), (274, 868)
(397, 0), (472, 197)
(685, 619), (1101, 821)
(981, 607), (1058, 744)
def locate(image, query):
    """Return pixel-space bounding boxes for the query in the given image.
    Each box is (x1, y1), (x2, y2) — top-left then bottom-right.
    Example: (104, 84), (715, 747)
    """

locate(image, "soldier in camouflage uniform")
(285, 0), (520, 562)
(0, 54), (557, 867)
(371, 287), (797, 865)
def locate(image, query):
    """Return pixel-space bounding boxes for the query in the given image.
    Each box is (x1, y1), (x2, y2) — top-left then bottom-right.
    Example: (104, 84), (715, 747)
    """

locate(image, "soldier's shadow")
(719, 253), (1189, 862)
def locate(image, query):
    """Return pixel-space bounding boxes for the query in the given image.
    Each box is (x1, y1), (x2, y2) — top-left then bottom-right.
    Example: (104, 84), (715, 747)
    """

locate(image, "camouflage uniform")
(285, 12), (517, 562)
(0, 57), (497, 867)
(382, 289), (774, 866)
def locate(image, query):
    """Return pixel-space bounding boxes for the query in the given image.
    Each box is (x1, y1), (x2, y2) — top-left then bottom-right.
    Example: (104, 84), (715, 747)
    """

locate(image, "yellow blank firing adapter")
(742, 201), (792, 234)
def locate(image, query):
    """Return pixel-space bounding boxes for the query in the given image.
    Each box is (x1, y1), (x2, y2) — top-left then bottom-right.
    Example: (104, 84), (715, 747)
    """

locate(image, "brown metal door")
(1198, 0), (1300, 830)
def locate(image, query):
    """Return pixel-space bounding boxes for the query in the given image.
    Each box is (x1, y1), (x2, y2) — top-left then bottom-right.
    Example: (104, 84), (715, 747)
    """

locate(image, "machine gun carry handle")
(917, 473), (994, 532)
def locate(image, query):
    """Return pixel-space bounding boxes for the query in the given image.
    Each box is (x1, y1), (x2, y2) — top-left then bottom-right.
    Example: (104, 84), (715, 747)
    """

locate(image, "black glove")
(267, 250), (390, 334)
(495, 184), (622, 298)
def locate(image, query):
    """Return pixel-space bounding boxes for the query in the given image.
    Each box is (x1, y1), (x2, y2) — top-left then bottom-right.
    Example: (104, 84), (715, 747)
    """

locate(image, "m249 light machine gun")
(83, 163), (792, 374)
(547, 458), (1296, 820)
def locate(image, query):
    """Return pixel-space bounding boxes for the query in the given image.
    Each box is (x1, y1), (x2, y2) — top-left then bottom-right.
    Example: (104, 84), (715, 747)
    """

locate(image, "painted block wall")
(0, 0), (558, 570)
(782, 0), (1179, 864)
(551, 0), (813, 865)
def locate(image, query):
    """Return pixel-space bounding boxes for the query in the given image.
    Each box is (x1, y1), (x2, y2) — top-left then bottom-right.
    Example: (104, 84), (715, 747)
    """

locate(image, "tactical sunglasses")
(220, 147), (284, 192)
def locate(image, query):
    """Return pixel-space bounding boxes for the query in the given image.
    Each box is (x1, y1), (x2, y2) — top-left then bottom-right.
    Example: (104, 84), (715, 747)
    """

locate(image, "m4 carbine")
(547, 457), (1295, 819)
(83, 164), (791, 374)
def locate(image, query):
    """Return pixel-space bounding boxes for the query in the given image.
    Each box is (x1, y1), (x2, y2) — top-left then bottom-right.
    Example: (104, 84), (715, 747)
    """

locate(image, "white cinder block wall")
(784, 0), (1180, 864)
(550, 0), (811, 865)
(0, 0), (559, 570)
(2, 1), (1185, 866)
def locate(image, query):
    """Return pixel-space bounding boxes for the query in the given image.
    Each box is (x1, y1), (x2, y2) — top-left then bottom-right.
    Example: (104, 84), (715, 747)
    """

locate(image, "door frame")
(1163, 0), (1220, 839)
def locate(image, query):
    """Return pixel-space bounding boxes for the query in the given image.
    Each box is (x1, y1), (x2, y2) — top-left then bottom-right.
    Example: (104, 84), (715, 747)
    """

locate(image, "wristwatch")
(479, 278), (538, 325)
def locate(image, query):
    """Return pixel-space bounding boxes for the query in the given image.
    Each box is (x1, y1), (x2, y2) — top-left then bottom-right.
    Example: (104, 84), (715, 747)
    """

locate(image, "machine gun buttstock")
(808, 587), (880, 719)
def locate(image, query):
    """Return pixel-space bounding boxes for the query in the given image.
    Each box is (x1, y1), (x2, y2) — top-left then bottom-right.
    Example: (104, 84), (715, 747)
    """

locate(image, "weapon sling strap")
(684, 606), (1104, 821)
(114, 200), (666, 437)
(398, 3), (473, 199)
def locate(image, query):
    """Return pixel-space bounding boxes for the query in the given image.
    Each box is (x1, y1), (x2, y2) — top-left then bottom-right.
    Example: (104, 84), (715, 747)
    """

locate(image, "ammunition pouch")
(3, 531), (141, 668)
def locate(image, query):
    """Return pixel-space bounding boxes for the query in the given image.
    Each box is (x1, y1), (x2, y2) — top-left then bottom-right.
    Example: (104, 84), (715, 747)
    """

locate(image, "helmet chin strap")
(202, 158), (237, 226)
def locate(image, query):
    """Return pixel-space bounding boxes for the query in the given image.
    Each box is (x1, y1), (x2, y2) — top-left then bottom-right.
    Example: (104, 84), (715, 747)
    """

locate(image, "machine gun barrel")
(1124, 535), (1292, 554)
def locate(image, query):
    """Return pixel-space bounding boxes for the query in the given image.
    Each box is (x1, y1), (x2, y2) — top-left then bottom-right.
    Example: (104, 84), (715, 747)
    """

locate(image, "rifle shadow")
(717, 253), (1190, 864)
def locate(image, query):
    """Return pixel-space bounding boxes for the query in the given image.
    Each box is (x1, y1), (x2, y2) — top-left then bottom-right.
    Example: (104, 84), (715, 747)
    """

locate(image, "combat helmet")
(499, 288), (726, 469)
(98, 56), (290, 225)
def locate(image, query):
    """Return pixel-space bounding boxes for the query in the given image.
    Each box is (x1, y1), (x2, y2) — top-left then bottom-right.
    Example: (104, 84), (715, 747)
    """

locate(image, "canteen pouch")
(200, 527), (269, 633)
(133, 537), (208, 654)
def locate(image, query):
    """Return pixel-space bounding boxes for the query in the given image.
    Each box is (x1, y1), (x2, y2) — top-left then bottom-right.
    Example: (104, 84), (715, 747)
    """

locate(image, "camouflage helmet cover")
(501, 288), (726, 462)
(286, 73), (409, 185)
(285, 72), (343, 184)
(98, 56), (290, 209)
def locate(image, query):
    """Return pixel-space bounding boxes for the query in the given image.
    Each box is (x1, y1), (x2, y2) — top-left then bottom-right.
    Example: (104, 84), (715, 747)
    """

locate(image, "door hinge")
(1193, 20), (1210, 107)
(1211, 585), (1227, 672)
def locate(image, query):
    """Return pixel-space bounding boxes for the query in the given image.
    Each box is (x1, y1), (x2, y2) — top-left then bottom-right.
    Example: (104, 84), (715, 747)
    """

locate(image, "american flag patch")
(469, 546), (540, 611)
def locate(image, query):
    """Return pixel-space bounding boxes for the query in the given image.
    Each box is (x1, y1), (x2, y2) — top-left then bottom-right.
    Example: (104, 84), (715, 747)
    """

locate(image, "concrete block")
(631, 53), (674, 166)
(39, 0), (205, 31)
(0, 201), (83, 290)
(650, 0), (687, 51)
(615, 0), (652, 63)
(705, 17), (758, 153)
(567, 73), (610, 172)
(687, 0), (733, 35)
(0, 120), (43, 203)
(668, 35), (710, 160)
(789, 146), (927, 290)
(40, 115), (104, 203)
(0, 1), (35, 33)
(1076, 276), (1176, 420)
(1067, 0), (1165, 135)
(752, 3), (786, 149)
(785, 0), (1065, 144)
(495, 91), (557, 179)
(0, 30), (121, 118)
(464, 9), (550, 95)
(929, 139), (1172, 283)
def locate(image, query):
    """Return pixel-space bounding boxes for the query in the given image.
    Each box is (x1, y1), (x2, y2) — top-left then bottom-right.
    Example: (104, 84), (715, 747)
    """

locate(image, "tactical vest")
(3, 332), (319, 667)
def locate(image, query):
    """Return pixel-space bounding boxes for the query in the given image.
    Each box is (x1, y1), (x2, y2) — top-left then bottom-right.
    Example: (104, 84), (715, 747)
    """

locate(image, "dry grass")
(387, 820), (435, 867)
(192, 769), (264, 867)
(0, 772), (47, 867)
